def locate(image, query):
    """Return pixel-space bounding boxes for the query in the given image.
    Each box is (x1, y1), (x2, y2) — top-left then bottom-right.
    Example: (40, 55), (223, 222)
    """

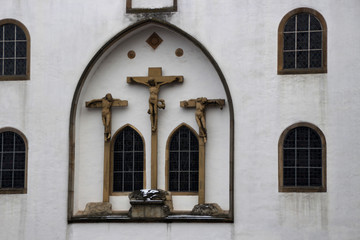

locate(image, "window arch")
(0, 128), (28, 194)
(166, 124), (199, 193)
(278, 123), (326, 192)
(111, 125), (145, 194)
(0, 19), (30, 80)
(278, 8), (327, 74)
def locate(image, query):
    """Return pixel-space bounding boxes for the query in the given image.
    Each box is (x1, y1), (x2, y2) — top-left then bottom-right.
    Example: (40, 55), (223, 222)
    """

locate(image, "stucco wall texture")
(0, 1), (359, 239)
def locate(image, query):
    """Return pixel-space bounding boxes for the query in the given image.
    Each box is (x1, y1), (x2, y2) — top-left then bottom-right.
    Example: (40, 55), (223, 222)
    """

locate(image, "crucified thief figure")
(181, 97), (225, 143)
(86, 93), (128, 141)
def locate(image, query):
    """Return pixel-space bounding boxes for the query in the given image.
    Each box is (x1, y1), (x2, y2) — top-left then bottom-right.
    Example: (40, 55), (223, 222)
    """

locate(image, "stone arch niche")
(68, 19), (234, 222)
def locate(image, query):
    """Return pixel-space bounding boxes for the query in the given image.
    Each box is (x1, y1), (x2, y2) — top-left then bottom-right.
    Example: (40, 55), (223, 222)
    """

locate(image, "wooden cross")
(180, 97), (225, 204)
(86, 93), (128, 202)
(127, 67), (183, 189)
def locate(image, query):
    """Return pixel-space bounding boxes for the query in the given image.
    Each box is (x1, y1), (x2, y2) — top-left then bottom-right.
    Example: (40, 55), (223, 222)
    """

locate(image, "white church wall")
(0, 0), (359, 239)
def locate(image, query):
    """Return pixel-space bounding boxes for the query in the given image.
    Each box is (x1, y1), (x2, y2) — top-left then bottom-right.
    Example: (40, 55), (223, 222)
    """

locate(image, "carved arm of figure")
(85, 98), (103, 108)
(157, 77), (183, 87)
(127, 77), (151, 87)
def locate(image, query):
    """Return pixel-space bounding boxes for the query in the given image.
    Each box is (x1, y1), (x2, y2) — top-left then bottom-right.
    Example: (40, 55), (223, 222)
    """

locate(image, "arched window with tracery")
(279, 123), (326, 192)
(167, 125), (199, 193)
(278, 8), (327, 74)
(0, 128), (27, 194)
(0, 19), (30, 80)
(111, 125), (145, 193)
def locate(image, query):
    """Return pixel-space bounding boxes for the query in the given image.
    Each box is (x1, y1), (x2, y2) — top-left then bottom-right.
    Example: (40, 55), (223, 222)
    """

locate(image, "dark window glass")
(4, 59), (14, 75)
(297, 13), (309, 31)
(283, 52), (295, 69)
(310, 15), (322, 30)
(4, 24), (15, 40)
(284, 16), (296, 32)
(310, 32), (322, 49)
(113, 126), (144, 192)
(16, 26), (26, 40)
(169, 126), (199, 192)
(284, 33), (295, 50)
(0, 23), (28, 77)
(4, 42), (15, 58)
(0, 131), (26, 189)
(16, 59), (26, 75)
(297, 32), (308, 50)
(310, 51), (322, 68)
(282, 127), (322, 187)
(16, 42), (26, 57)
(297, 51), (308, 68)
(282, 12), (323, 70)
(283, 168), (295, 186)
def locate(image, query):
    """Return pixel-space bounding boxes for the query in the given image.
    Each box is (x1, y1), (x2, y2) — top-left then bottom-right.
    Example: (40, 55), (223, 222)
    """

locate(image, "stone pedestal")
(129, 200), (169, 218)
(128, 189), (171, 218)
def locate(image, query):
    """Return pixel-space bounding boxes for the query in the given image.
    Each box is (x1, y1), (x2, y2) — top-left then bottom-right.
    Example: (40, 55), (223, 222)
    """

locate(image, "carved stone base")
(128, 189), (171, 218)
(83, 202), (112, 216)
(191, 203), (224, 216)
(129, 200), (169, 218)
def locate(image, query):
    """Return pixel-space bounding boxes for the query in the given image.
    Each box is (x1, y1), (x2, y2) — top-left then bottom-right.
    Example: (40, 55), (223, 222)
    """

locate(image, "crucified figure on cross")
(86, 93), (128, 141)
(127, 67), (183, 132)
(181, 97), (225, 143)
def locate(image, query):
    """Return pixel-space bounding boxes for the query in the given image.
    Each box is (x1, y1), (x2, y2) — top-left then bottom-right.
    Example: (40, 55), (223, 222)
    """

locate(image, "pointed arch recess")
(68, 19), (234, 222)
(110, 124), (146, 196)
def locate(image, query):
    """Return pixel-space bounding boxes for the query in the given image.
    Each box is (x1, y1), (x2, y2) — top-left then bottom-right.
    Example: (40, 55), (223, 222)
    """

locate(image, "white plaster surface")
(0, 0), (359, 239)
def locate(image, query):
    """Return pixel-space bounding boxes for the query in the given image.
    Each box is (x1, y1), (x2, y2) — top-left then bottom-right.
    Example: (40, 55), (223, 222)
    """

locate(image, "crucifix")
(127, 67), (183, 189)
(86, 93), (128, 202)
(180, 97), (225, 204)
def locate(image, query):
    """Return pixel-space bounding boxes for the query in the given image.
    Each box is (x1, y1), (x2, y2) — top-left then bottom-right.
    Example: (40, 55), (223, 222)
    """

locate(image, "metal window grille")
(0, 24), (27, 76)
(113, 126), (144, 192)
(283, 127), (322, 187)
(283, 13), (323, 69)
(0, 131), (26, 189)
(169, 126), (199, 192)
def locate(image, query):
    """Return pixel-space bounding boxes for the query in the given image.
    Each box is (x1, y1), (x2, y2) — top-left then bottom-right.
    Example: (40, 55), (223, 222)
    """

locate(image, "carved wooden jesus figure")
(181, 97), (225, 142)
(127, 67), (183, 132)
(86, 93), (128, 141)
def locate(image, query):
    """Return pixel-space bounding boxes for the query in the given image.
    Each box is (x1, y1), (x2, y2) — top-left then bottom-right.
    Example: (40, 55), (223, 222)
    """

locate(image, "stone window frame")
(278, 122), (326, 192)
(278, 8), (327, 75)
(110, 124), (146, 197)
(0, 19), (30, 81)
(126, 0), (177, 13)
(165, 123), (199, 196)
(0, 127), (28, 194)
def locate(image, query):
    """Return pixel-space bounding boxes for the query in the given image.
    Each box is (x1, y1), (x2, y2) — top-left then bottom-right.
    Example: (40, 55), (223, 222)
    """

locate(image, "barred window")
(112, 126), (144, 192)
(279, 123), (326, 192)
(0, 129), (27, 194)
(0, 19), (30, 80)
(168, 126), (199, 192)
(278, 8), (327, 74)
